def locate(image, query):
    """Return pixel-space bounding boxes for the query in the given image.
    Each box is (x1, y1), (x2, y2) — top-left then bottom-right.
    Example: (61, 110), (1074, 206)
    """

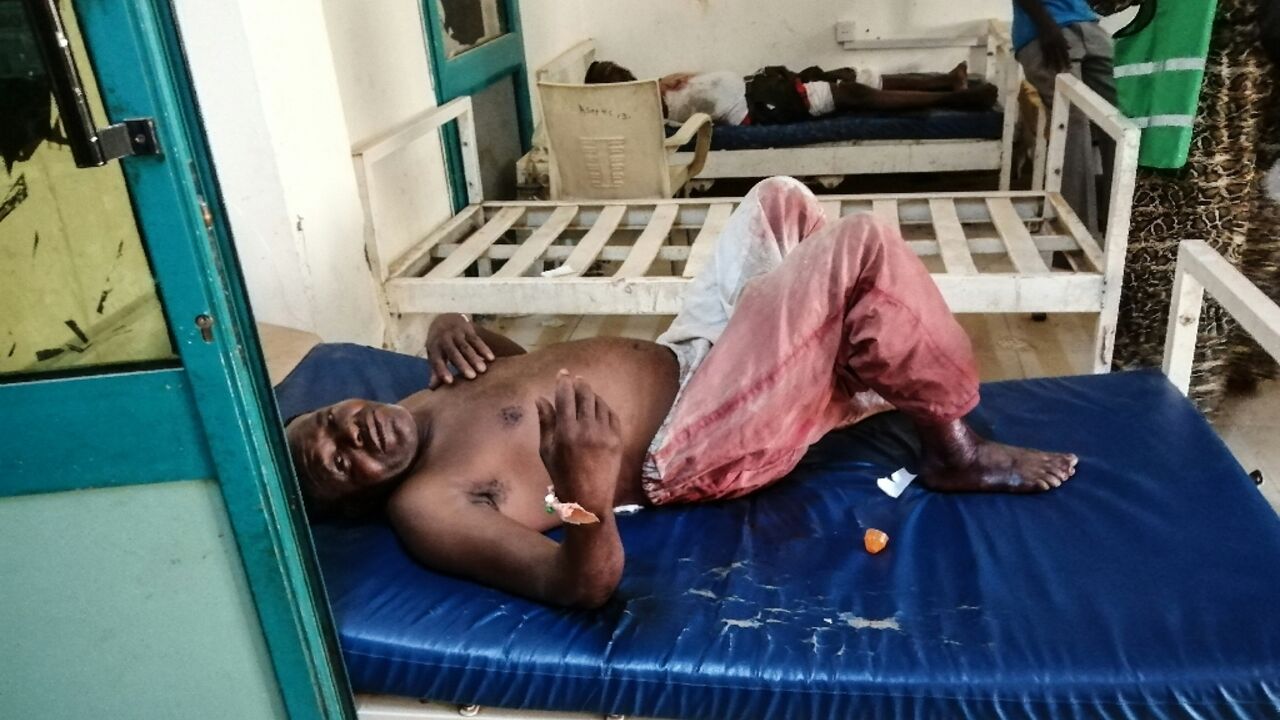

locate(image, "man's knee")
(750, 176), (809, 200)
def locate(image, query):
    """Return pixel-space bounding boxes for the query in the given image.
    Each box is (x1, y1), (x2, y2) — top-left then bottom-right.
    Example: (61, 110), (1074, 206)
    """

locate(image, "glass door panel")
(0, 0), (171, 377)
(438, 0), (510, 58)
(0, 0), (352, 716)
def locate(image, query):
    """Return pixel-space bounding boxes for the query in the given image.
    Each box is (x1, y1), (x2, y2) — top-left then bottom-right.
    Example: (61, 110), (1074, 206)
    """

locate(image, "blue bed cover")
(279, 344), (1280, 720)
(669, 109), (1004, 151)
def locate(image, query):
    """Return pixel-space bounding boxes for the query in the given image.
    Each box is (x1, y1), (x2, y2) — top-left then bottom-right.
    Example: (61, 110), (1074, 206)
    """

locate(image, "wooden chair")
(538, 80), (711, 200)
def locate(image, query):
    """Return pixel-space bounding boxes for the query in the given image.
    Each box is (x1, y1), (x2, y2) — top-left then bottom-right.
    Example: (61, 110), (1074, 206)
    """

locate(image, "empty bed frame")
(355, 74), (1138, 372)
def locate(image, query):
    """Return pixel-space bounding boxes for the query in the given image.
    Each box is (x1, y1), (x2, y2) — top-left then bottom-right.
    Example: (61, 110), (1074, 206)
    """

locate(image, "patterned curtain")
(1109, 0), (1280, 415)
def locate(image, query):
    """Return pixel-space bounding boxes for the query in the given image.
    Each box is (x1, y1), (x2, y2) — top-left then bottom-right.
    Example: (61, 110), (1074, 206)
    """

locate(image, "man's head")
(584, 60), (637, 84)
(286, 399), (421, 519)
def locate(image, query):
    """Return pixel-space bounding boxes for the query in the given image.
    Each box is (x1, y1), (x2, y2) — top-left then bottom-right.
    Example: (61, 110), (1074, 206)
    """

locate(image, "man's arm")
(389, 489), (624, 608)
(427, 313), (526, 388)
(389, 372), (625, 607)
(1015, 0), (1071, 71)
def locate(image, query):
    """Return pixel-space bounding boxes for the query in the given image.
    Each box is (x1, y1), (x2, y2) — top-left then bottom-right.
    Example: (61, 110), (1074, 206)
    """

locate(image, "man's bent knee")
(750, 175), (810, 200)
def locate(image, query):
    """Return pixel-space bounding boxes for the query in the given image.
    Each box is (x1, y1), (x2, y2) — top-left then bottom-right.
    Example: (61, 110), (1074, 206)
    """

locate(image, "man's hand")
(1037, 22), (1071, 73)
(1017, 0), (1071, 73)
(536, 370), (622, 516)
(427, 313), (495, 388)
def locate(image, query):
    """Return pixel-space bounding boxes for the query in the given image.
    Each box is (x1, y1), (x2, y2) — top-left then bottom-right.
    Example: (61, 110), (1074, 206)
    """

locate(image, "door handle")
(20, 0), (160, 167)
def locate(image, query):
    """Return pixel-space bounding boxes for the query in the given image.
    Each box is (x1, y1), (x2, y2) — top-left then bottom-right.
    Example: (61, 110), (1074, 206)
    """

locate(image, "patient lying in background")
(286, 178), (1076, 609)
(584, 59), (998, 126)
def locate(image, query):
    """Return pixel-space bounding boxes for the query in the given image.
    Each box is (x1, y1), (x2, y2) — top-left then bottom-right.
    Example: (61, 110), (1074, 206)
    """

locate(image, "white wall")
(174, 0), (453, 347)
(519, 0), (588, 117)
(324, 0), (454, 278)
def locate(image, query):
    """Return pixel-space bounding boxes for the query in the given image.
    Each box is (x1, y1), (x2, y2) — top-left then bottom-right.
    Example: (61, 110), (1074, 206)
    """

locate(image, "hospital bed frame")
(518, 23), (1029, 193)
(357, 74), (1138, 373)
(355, 248), (1280, 720)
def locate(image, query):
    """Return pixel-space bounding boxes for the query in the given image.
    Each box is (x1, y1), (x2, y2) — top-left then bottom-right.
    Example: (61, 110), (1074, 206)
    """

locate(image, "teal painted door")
(424, 0), (532, 208)
(0, 1), (351, 718)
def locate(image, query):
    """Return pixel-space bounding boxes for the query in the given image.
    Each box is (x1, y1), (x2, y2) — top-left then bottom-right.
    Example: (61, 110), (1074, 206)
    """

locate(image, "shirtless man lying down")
(286, 177), (1077, 608)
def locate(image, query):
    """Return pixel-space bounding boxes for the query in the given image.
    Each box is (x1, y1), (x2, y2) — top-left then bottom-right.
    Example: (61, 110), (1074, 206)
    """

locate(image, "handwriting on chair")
(577, 104), (631, 120)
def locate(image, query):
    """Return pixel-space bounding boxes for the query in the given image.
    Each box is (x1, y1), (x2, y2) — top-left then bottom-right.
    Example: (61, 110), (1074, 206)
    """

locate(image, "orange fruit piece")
(864, 528), (889, 554)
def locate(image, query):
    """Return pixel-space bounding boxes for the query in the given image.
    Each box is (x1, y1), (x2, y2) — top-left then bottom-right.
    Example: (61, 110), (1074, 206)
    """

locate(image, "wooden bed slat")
(616, 204), (679, 278)
(928, 199), (978, 275)
(433, 233), (1080, 263)
(682, 203), (733, 278)
(556, 205), (626, 277)
(986, 198), (1051, 274)
(873, 199), (900, 231)
(387, 272), (1105, 315)
(1045, 193), (1105, 273)
(494, 205), (578, 278)
(389, 205), (483, 278)
(820, 199), (842, 222)
(426, 206), (524, 279)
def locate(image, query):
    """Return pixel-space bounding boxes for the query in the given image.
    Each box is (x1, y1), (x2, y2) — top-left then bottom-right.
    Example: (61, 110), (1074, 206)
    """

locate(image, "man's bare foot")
(916, 418), (1078, 493)
(949, 62), (969, 91)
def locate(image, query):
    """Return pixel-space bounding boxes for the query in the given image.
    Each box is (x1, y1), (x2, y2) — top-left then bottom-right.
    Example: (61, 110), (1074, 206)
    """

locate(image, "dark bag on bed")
(744, 66), (809, 125)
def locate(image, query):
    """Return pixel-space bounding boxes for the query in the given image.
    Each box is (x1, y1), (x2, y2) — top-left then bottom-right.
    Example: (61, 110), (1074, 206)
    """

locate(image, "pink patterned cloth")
(643, 177), (979, 506)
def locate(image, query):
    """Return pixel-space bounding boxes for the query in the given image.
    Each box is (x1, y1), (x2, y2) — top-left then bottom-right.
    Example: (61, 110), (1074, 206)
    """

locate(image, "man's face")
(286, 399), (420, 507)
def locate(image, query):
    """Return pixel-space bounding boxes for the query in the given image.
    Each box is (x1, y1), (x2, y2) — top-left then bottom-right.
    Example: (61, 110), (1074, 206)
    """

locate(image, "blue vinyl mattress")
(277, 345), (1280, 720)
(669, 109), (1003, 151)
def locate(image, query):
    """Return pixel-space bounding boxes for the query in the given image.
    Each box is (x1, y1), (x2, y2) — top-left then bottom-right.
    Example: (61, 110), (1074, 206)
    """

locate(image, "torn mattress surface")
(280, 347), (1280, 720)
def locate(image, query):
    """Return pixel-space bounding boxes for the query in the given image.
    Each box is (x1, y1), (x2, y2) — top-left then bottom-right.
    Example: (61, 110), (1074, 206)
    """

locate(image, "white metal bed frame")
(519, 23), (1029, 193)
(356, 74), (1138, 373)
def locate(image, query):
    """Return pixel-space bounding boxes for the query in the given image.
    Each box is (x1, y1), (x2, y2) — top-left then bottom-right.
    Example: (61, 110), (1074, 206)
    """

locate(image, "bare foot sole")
(949, 61), (969, 91)
(916, 419), (1078, 493)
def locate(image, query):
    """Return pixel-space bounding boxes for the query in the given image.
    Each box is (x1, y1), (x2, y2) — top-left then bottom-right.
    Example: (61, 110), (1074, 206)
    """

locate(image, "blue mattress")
(278, 345), (1280, 720)
(669, 109), (1003, 151)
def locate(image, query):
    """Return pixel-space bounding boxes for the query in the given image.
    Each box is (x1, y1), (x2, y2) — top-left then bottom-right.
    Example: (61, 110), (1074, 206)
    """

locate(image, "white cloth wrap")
(802, 81), (835, 116)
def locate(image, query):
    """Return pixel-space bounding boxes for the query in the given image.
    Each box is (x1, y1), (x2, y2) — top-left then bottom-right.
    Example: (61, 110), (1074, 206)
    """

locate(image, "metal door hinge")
(95, 119), (162, 163)
(21, 0), (162, 167)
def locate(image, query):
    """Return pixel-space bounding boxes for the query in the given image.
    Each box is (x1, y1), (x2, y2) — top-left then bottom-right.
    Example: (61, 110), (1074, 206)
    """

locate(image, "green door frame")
(1, 0), (353, 717)
(422, 0), (533, 210)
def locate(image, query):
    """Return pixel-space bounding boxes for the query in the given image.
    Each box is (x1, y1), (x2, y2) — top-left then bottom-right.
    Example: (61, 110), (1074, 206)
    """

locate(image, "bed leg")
(1092, 310), (1118, 374)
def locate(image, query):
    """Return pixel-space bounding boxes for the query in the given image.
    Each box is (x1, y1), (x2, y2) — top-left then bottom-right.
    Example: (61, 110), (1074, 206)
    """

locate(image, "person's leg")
(880, 62), (970, 92)
(657, 176), (826, 353)
(1079, 21), (1117, 228)
(646, 209), (1077, 504)
(831, 80), (997, 113)
(1018, 24), (1100, 230)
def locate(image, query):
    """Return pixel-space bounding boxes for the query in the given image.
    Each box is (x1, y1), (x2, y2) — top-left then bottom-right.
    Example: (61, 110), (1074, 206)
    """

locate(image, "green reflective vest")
(1114, 0), (1218, 169)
